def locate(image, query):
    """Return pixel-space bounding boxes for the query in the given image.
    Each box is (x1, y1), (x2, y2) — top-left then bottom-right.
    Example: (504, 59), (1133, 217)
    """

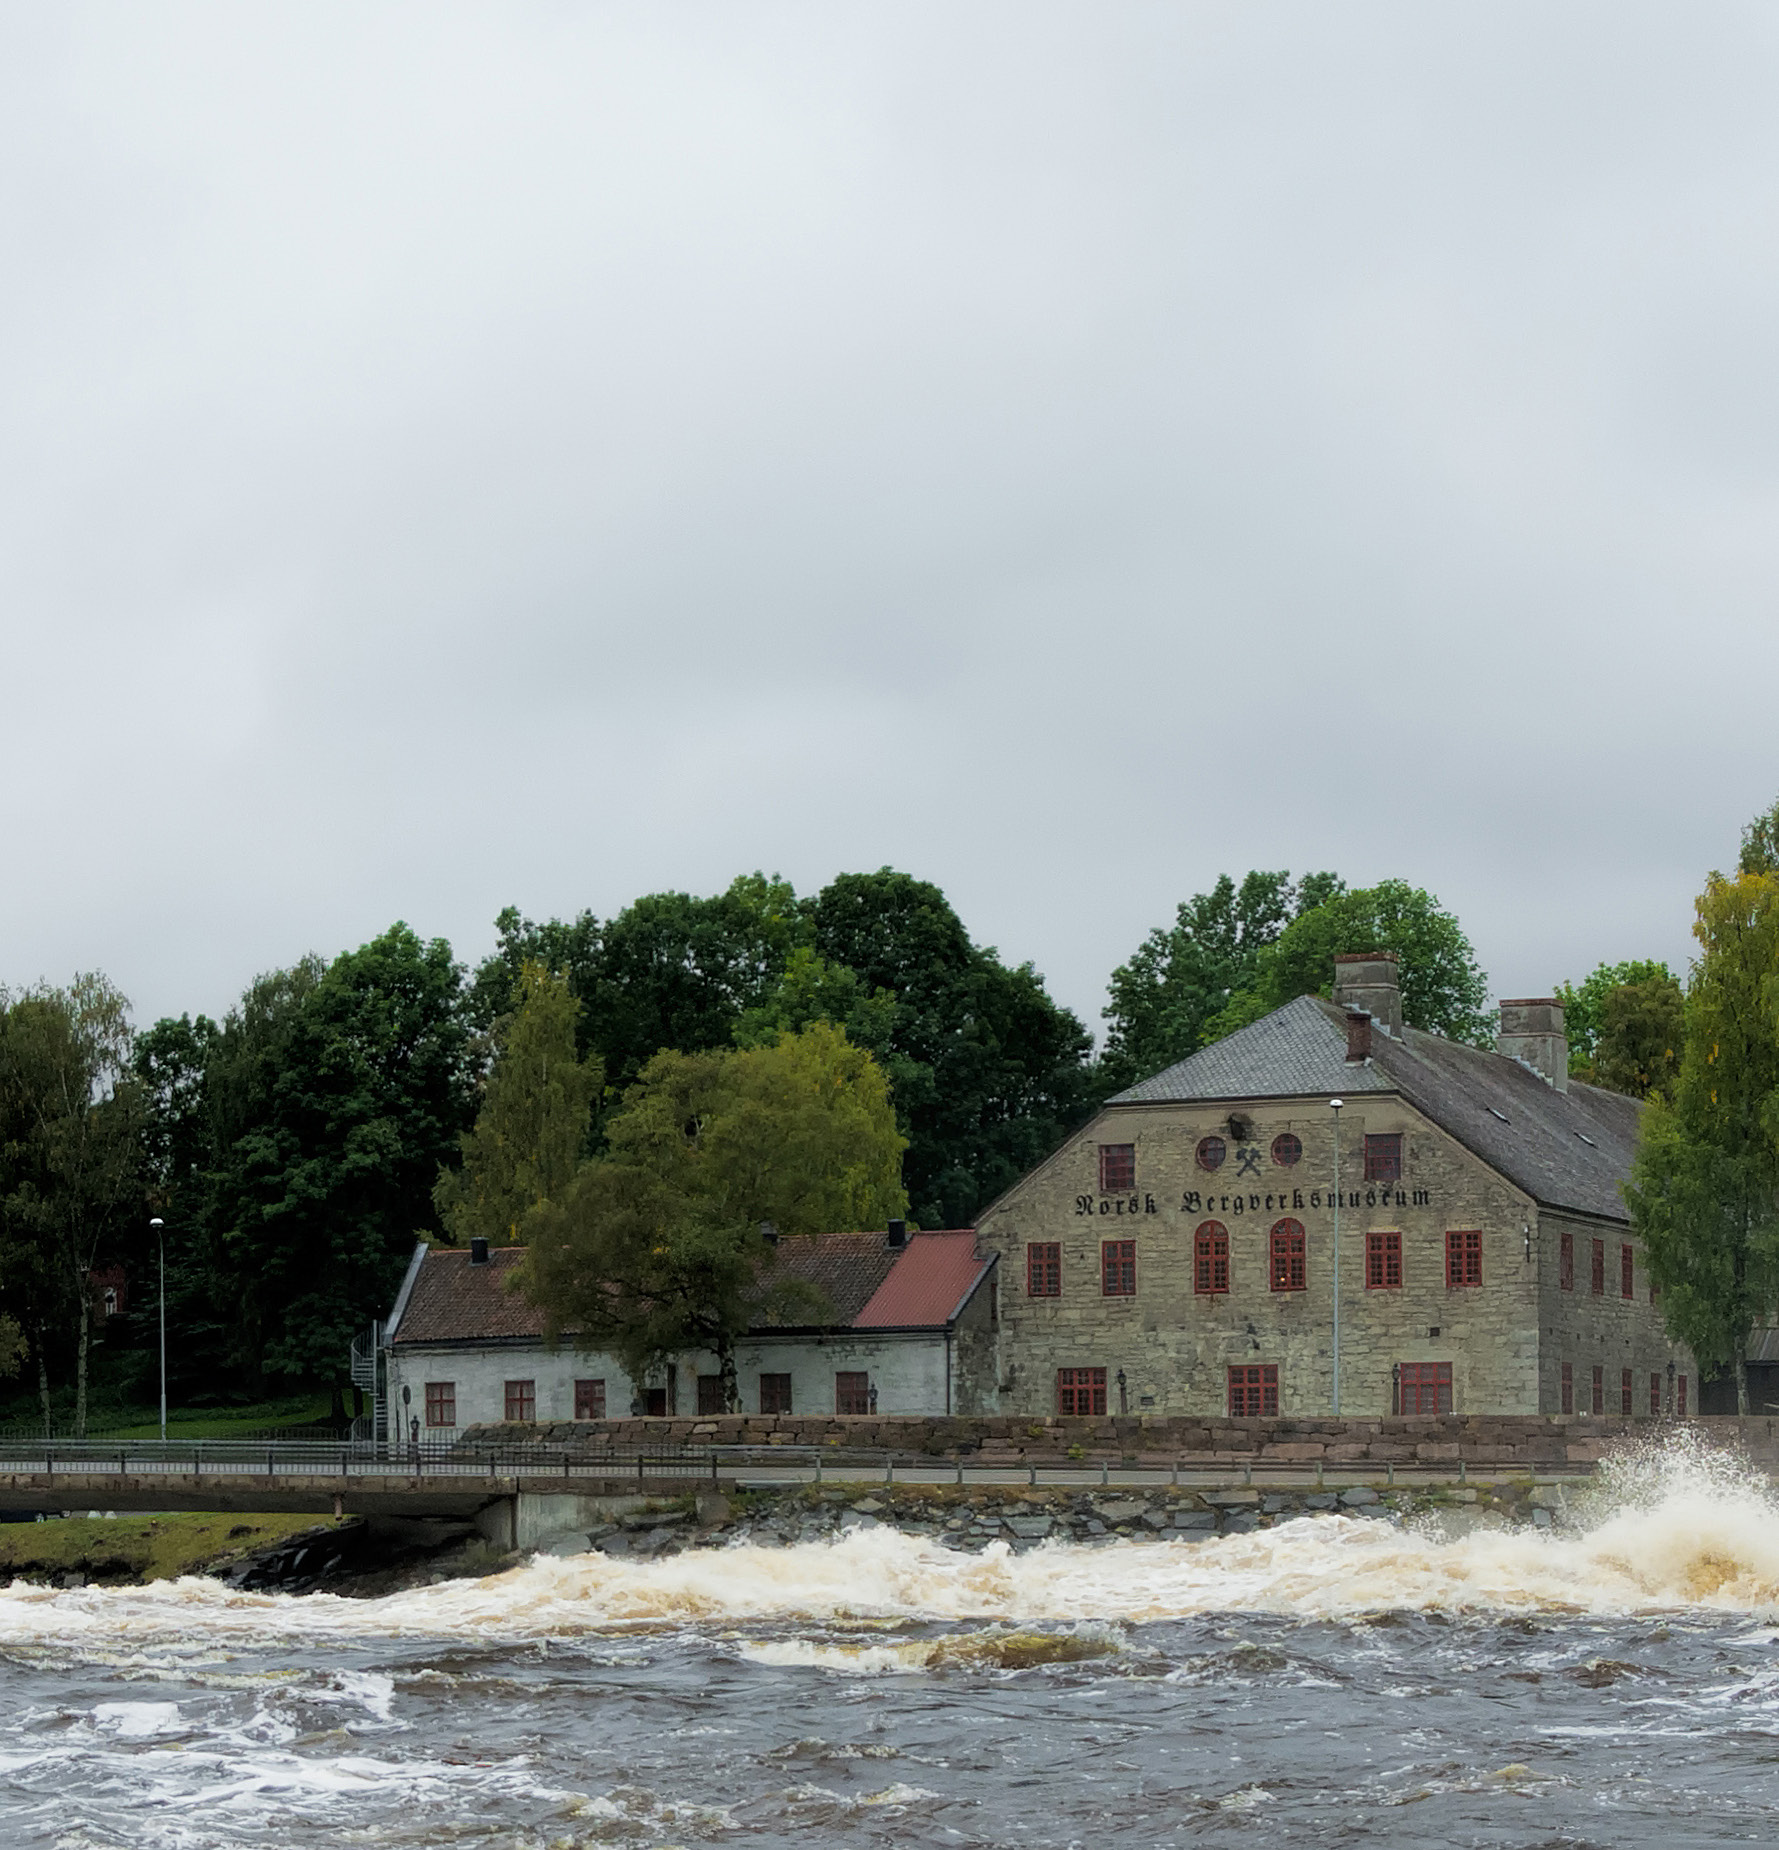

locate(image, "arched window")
(1271, 1132), (1301, 1167)
(1195, 1135), (1226, 1172)
(1194, 1221), (1229, 1295)
(1269, 1218), (1306, 1292)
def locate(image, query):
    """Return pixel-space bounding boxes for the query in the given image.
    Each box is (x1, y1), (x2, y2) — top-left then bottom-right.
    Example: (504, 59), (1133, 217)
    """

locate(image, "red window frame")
(573, 1378), (605, 1420)
(835, 1371), (870, 1415)
(1398, 1361), (1452, 1415)
(1559, 1231), (1574, 1291)
(1560, 1361), (1573, 1414)
(424, 1381), (455, 1428)
(1194, 1221), (1229, 1295)
(504, 1379), (536, 1423)
(1196, 1135), (1227, 1172)
(1591, 1364), (1604, 1415)
(1363, 1133), (1403, 1182)
(1650, 1371), (1662, 1416)
(1271, 1132), (1302, 1167)
(1366, 1229), (1402, 1290)
(1269, 1219), (1306, 1292)
(1227, 1364), (1278, 1417)
(1101, 1239), (1136, 1296)
(759, 1373), (793, 1415)
(1621, 1368), (1633, 1417)
(1057, 1366), (1107, 1416)
(1098, 1143), (1136, 1193)
(1621, 1244), (1635, 1300)
(1026, 1242), (1061, 1298)
(1677, 1374), (1688, 1416)
(1590, 1238), (1605, 1296)
(1446, 1229), (1482, 1288)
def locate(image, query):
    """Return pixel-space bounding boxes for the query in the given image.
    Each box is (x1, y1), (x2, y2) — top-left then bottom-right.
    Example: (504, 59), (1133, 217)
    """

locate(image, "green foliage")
(478, 868), (1092, 1231)
(0, 974), (146, 1432)
(1555, 959), (1676, 1072)
(1102, 870), (1342, 1086)
(522, 1024), (906, 1407)
(1739, 795), (1779, 877)
(136, 927), (473, 1399)
(1590, 974), (1686, 1101)
(473, 876), (805, 1099)
(809, 870), (1094, 1228)
(733, 946), (898, 1062)
(1204, 879), (1493, 1046)
(434, 961), (601, 1247)
(1627, 871), (1779, 1407)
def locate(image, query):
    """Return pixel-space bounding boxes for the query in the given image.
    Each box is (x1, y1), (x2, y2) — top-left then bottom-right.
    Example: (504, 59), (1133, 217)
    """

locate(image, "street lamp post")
(1329, 1101), (1343, 1416)
(149, 1218), (166, 1441)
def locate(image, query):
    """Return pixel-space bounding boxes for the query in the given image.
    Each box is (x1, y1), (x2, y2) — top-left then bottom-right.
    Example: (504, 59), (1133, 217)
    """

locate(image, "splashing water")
(0, 1429), (1775, 1652)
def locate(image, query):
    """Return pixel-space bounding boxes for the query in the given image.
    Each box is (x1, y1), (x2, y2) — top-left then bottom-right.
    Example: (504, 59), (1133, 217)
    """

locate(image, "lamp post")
(1329, 1101), (1343, 1416)
(150, 1218), (166, 1442)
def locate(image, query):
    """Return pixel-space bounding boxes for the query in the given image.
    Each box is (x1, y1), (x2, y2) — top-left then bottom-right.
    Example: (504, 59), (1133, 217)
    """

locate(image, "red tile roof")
(391, 1228), (991, 1345)
(856, 1230), (992, 1328)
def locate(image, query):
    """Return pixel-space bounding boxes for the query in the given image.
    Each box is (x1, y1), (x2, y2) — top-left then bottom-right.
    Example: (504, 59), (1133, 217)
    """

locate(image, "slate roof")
(1109, 993), (1641, 1223)
(390, 1229), (989, 1346)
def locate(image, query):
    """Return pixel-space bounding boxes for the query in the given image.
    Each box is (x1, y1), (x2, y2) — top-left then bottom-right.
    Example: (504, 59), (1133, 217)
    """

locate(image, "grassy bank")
(0, 1513), (340, 1586)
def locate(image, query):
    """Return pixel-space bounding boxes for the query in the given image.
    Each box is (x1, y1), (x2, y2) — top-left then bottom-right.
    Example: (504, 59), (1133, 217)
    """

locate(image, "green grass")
(0, 1512), (339, 1583)
(96, 1397), (335, 1440)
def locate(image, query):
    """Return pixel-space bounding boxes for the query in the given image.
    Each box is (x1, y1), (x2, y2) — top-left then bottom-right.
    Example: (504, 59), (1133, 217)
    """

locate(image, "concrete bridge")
(0, 1437), (1603, 1550)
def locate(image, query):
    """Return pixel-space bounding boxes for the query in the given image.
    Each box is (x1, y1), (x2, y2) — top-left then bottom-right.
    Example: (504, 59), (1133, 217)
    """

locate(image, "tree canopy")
(1203, 879), (1493, 1046)
(1555, 959), (1677, 1076)
(0, 975), (145, 1432)
(1102, 870), (1341, 1087)
(521, 1024), (906, 1409)
(434, 961), (601, 1248)
(1628, 867), (1779, 1410)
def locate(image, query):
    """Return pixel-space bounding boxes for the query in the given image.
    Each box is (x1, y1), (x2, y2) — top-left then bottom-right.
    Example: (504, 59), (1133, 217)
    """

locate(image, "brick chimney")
(1332, 951), (1402, 1037)
(1496, 998), (1569, 1092)
(1345, 1010), (1372, 1062)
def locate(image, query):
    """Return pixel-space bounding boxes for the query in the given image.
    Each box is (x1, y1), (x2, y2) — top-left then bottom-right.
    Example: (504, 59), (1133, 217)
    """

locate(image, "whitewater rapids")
(1, 1428), (1775, 1647)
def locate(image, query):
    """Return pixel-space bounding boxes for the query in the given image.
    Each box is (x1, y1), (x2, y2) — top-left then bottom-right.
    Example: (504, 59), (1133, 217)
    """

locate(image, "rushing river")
(4, 1436), (1778, 1847)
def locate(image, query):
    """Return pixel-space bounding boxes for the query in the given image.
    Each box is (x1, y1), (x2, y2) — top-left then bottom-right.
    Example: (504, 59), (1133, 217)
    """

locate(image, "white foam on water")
(0, 1431), (1774, 1650)
(91, 1700), (183, 1737)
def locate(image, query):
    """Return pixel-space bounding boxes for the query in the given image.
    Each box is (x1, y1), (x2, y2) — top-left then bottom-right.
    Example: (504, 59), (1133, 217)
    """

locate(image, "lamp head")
(149, 1218), (164, 1230)
(1329, 1098), (1343, 1112)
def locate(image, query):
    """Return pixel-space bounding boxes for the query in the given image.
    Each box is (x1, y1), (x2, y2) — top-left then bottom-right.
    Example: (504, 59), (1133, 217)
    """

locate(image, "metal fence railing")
(0, 1435), (1608, 1490)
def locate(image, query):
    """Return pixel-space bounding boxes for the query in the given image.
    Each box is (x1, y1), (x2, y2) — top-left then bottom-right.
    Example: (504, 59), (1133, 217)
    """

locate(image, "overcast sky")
(3, 2), (1775, 1040)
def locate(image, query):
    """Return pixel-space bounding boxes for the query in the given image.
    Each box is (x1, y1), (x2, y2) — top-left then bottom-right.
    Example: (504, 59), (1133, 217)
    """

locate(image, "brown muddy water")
(3, 1433), (1777, 1848)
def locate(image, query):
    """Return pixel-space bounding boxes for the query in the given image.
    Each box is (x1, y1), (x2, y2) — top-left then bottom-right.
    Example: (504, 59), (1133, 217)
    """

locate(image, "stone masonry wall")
(1537, 1208), (1694, 1416)
(460, 1410), (1779, 1469)
(974, 1091), (1543, 1418)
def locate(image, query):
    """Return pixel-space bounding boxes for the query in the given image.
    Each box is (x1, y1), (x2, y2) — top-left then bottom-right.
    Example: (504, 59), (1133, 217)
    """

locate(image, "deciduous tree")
(1102, 870), (1342, 1086)
(522, 1024), (906, 1410)
(434, 961), (601, 1247)
(1205, 880), (1493, 1046)
(1555, 959), (1676, 1077)
(0, 975), (146, 1435)
(1627, 870), (1779, 1411)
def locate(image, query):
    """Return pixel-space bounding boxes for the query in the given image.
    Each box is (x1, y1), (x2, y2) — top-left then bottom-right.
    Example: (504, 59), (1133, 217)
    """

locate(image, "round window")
(1272, 1132), (1302, 1167)
(1196, 1135), (1227, 1172)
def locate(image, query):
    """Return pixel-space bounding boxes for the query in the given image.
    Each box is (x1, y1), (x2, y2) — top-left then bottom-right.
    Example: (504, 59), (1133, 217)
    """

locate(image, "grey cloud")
(2, 1), (1772, 1037)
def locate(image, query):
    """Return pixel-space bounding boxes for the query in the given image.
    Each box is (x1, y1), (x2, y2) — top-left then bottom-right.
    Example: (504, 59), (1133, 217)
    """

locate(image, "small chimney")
(1345, 1010), (1372, 1063)
(759, 1220), (778, 1246)
(1332, 952), (1402, 1037)
(1496, 998), (1569, 1092)
(469, 1237), (489, 1266)
(886, 1218), (908, 1249)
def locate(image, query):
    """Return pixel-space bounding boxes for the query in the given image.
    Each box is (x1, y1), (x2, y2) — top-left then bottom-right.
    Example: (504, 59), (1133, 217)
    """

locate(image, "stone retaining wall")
(461, 1410), (1779, 1467)
(547, 1478), (1576, 1561)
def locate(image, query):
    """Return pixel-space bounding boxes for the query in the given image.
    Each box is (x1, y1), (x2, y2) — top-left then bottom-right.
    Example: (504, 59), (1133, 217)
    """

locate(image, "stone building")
(383, 1224), (997, 1438)
(976, 954), (1691, 1419)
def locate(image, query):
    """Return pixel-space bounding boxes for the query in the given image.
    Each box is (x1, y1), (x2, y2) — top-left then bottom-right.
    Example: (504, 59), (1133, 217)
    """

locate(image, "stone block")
(1339, 1487), (1379, 1506)
(1205, 1490), (1259, 1505)
(1005, 1516), (1053, 1538)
